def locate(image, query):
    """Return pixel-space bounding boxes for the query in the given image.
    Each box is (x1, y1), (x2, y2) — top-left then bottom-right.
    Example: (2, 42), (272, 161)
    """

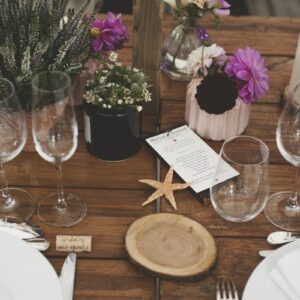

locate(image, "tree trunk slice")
(125, 213), (217, 279)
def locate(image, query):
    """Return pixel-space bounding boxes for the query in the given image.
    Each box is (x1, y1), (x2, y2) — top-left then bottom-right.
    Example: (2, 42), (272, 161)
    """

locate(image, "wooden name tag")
(56, 235), (92, 252)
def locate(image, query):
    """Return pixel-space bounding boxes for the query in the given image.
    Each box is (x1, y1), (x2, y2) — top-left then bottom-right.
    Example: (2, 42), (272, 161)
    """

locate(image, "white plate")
(0, 231), (63, 300)
(242, 239), (300, 300)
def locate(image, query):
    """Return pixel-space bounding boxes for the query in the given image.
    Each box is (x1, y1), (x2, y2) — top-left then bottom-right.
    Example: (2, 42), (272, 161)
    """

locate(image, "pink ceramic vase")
(185, 78), (251, 141)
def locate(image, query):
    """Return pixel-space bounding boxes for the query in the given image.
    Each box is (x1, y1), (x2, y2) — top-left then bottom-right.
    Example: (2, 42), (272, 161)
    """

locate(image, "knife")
(59, 253), (77, 300)
(259, 250), (274, 258)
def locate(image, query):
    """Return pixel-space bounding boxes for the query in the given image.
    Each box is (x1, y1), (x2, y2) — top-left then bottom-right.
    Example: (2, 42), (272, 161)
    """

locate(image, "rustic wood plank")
(50, 258), (155, 300)
(160, 101), (288, 164)
(5, 134), (156, 189)
(111, 15), (300, 57)
(160, 56), (293, 103)
(159, 163), (297, 237)
(132, 0), (163, 114)
(160, 237), (272, 300)
(28, 188), (155, 258)
(162, 15), (300, 56)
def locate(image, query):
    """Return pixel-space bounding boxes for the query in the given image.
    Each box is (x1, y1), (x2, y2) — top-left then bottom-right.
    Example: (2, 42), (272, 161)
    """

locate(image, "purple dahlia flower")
(208, 0), (230, 16)
(225, 47), (269, 103)
(91, 12), (129, 52)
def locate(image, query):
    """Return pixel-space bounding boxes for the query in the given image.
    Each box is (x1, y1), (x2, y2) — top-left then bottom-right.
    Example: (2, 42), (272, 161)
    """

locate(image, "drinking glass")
(32, 71), (86, 227)
(0, 78), (35, 219)
(210, 136), (269, 222)
(265, 84), (300, 231)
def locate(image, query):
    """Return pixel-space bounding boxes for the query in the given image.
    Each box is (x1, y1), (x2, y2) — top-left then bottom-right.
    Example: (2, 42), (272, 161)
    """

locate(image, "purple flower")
(91, 12), (129, 53)
(208, 0), (230, 16)
(196, 26), (211, 43)
(225, 47), (269, 103)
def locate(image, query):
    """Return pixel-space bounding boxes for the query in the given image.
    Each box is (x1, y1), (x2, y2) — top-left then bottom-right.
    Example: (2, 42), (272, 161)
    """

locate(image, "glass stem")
(56, 164), (67, 209)
(0, 163), (13, 206)
(288, 167), (300, 209)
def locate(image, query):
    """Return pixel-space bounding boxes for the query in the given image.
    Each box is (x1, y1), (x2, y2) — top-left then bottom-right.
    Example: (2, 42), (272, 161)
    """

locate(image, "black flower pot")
(84, 103), (143, 161)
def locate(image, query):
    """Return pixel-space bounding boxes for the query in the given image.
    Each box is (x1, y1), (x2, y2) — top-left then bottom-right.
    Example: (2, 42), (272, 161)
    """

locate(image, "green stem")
(172, 28), (187, 68)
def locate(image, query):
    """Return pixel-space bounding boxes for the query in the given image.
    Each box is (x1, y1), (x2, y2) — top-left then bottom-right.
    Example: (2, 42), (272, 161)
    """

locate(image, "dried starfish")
(139, 166), (190, 210)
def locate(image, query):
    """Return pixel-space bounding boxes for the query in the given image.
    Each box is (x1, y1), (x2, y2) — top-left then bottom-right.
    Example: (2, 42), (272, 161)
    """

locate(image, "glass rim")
(221, 135), (269, 166)
(0, 78), (15, 103)
(32, 71), (71, 93)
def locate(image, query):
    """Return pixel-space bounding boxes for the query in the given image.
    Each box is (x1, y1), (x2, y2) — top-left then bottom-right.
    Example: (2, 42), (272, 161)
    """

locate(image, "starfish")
(139, 166), (191, 210)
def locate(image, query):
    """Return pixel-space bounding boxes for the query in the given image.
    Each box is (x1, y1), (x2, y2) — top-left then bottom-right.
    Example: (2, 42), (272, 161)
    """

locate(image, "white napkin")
(269, 248), (300, 300)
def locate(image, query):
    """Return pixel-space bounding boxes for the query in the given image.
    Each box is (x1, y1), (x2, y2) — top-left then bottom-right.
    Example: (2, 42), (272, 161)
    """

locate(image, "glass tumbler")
(210, 136), (269, 222)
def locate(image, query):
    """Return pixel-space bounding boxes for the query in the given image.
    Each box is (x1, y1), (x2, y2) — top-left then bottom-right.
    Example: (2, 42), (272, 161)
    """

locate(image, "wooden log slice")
(125, 213), (217, 279)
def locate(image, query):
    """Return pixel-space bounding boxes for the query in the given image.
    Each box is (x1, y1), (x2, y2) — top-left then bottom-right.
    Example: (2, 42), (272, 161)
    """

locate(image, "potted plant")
(0, 0), (94, 150)
(185, 44), (269, 140)
(83, 51), (151, 161)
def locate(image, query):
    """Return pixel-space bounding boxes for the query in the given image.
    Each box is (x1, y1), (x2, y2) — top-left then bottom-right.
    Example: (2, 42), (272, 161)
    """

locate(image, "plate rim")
(242, 239), (300, 300)
(0, 231), (63, 300)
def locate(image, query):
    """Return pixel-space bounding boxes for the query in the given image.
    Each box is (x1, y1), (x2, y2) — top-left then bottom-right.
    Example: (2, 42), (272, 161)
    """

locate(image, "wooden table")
(6, 15), (300, 299)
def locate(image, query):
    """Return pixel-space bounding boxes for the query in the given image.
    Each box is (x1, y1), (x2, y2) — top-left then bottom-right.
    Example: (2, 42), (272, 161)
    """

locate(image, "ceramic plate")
(242, 239), (300, 300)
(0, 231), (63, 300)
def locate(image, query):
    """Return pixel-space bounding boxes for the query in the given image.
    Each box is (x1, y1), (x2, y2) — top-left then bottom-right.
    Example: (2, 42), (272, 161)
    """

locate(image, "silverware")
(259, 250), (274, 258)
(267, 231), (300, 245)
(25, 237), (50, 251)
(216, 277), (239, 300)
(59, 253), (77, 300)
(0, 217), (49, 251)
(0, 217), (43, 239)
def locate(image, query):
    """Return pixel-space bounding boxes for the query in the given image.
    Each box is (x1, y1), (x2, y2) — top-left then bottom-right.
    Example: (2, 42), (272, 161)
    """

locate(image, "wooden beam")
(132, 0), (163, 116)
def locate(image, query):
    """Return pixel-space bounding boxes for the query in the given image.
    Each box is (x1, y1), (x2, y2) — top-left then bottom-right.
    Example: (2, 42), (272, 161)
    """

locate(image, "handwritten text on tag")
(56, 235), (92, 252)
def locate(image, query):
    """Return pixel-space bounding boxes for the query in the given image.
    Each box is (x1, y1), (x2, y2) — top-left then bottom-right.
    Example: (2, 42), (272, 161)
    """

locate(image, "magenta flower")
(225, 47), (269, 103)
(91, 12), (129, 53)
(208, 0), (230, 16)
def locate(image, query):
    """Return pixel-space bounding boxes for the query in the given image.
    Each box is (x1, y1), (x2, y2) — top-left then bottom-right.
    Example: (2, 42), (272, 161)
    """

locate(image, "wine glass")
(265, 84), (300, 231)
(210, 136), (269, 222)
(0, 78), (35, 219)
(32, 71), (86, 227)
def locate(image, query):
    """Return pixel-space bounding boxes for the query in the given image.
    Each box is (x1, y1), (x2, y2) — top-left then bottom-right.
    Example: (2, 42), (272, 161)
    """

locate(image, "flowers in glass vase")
(161, 0), (230, 80)
(84, 52), (151, 112)
(0, 0), (94, 110)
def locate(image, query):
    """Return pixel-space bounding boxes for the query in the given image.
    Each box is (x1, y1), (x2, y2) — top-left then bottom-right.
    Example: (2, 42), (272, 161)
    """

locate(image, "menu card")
(146, 125), (238, 193)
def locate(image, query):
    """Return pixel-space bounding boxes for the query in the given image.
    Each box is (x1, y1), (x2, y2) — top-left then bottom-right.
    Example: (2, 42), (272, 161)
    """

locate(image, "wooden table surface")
(6, 15), (300, 299)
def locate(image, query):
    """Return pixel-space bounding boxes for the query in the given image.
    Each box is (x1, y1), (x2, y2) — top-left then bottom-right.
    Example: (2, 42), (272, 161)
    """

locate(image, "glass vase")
(161, 24), (203, 81)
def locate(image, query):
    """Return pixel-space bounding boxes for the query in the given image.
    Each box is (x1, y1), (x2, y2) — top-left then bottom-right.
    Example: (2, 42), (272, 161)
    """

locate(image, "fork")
(216, 277), (239, 300)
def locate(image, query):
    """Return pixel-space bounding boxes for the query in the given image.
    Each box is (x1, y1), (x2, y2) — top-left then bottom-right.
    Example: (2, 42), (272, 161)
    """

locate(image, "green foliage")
(84, 52), (152, 111)
(0, 0), (94, 110)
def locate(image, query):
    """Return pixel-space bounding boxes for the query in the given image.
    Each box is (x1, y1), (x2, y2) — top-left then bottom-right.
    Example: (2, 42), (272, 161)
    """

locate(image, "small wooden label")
(56, 235), (92, 252)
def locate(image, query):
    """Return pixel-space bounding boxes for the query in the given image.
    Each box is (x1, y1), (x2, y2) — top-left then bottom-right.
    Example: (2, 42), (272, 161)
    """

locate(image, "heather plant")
(0, 0), (94, 110)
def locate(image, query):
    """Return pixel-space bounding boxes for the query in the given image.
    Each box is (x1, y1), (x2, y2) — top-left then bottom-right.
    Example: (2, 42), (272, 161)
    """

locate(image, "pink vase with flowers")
(185, 45), (269, 141)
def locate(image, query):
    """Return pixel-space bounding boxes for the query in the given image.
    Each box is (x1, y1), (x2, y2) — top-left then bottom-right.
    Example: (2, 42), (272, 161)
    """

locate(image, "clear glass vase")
(161, 24), (203, 81)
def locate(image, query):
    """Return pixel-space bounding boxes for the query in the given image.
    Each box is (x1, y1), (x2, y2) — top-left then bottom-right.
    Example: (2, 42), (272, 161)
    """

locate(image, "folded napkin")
(269, 248), (300, 300)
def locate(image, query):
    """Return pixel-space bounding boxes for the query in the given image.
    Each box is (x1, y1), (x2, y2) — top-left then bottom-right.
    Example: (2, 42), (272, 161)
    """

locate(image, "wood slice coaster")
(125, 213), (217, 279)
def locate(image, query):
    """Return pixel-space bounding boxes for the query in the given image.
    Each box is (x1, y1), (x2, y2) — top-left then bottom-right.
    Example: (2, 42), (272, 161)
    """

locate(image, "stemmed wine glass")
(265, 84), (300, 231)
(32, 71), (86, 227)
(210, 136), (269, 222)
(0, 78), (35, 219)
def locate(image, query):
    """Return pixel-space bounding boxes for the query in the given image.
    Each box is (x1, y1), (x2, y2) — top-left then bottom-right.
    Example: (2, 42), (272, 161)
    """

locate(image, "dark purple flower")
(160, 59), (173, 73)
(91, 12), (129, 52)
(208, 0), (230, 16)
(225, 47), (269, 103)
(196, 26), (211, 44)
